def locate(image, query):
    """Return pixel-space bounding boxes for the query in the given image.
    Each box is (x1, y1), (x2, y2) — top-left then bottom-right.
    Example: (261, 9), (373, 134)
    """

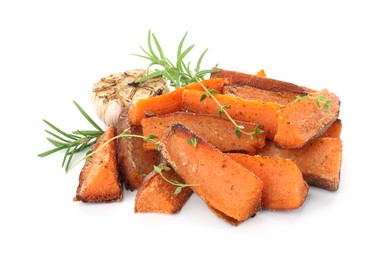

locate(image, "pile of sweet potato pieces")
(74, 68), (342, 226)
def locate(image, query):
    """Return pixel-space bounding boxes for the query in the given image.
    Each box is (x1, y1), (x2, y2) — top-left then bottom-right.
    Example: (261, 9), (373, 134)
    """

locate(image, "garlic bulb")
(92, 69), (169, 126)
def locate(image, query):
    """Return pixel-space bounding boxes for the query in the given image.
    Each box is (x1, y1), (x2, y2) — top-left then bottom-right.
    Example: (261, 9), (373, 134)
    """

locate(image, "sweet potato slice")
(274, 89), (340, 148)
(258, 138), (343, 191)
(320, 119), (342, 138)
(128, 78), (230, 125)
(160, 124), (263, 224)
(141, 112), (265, 154)
(75, 125), (122, 202)
(223, 85), (297, 105)
(115, 109), (160, 191)
(211, 67), (313, 94)
(135, 164), (193, 214)
(227, 153), (308, 210)
(182, 89), (280, 139)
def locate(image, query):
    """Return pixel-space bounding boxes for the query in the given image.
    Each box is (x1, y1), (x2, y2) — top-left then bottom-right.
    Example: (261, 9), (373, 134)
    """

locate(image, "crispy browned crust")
(223, 85), (298, 105)
(206, 205), (244, 226)
(75, 125), (122, 203)
(134, 163), (193, 214)
(115, 109), (160, 190)
(211, 67), (312, 94)
(160, 123), (263, 224)
(320, 119), (342, 138)
(303, 173), (339, 191)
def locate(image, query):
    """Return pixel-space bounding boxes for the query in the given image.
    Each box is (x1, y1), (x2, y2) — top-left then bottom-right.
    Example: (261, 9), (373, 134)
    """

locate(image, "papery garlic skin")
(92, 69), (169, 126)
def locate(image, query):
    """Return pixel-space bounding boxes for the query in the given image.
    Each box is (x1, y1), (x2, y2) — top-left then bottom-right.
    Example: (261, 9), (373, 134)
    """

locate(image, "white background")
(1, 0), (389, 259)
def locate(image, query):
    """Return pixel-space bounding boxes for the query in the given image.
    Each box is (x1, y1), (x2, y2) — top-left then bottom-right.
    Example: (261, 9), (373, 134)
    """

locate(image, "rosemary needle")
(38, 101), (104, 172)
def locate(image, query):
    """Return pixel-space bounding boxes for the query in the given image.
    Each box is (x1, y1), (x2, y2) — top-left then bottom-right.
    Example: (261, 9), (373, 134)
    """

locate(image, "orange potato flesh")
(228, 153), (308, 210)
(75, 125), (122, 202)
(128, 78), (230, 125)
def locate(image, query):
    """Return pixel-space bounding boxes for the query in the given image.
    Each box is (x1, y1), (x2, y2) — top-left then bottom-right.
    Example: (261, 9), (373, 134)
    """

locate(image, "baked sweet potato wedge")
(114, 109), (160, 191)
(128, 78), (230, 125)
(75, 125), (122, 202)
(141, 112), (265, 154)
(227, 153), (308, 210)
(211, 67), (313, 94)
(135, 163), (193, 214)
(182, 89), (280, 139)
(274, 89), (340, 148)
(223, 85), (297, 105)
(258, 138), (343, 191)
(160, 124), (263, 224)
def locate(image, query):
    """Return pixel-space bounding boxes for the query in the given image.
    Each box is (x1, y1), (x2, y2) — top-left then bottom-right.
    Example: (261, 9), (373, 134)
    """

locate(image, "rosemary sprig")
(133, 30), (219, 88)
(38, 101), (104, 172)
(153, 165), (198, 195)
(296, 95), (332, 111)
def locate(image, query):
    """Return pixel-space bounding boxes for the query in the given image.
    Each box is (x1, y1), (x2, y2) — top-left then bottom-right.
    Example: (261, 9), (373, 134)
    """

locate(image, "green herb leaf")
(207, 89), (220, 95)
(145, 134), (158, 142)
(200, 93), (207, 102)
(295, 95), (309, 101)
(235, 126), (242, 138)
(162, 165), (171, 171)
(295, 95), (332, 111)
(324, 100), (332, 111)
(174, 187), (183, 195)
(153, 165), (162, 174)
(187, 138), (198, 148)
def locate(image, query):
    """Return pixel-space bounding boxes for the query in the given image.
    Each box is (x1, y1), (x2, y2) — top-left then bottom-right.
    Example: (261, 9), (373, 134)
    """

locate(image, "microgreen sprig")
(38, 101), (104, 172)
(133, 30), (219, 88)
(153, 165), (198, 195)
(296, 95), (332, 111)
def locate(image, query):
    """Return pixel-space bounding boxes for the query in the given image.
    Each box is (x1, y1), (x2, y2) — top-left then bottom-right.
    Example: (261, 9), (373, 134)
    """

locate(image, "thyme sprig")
(198, 80), (263, 139)
(38, 101), (104, 172)
(153, 165), (199, 195)
(133, 30), (219, 88)
(296, 95), (332, 111)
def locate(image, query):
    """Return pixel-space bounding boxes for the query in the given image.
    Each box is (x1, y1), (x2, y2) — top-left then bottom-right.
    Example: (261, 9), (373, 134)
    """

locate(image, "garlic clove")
(92, 69), (169, 126)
